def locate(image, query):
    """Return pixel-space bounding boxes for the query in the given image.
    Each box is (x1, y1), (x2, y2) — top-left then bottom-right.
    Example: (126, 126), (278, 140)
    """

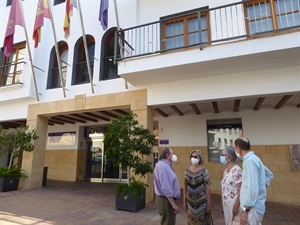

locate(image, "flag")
(64, 0), (76, 39)
(99, 0), (109, 31)
(32, 0), (50, 48)
(3, 0), (24, 57)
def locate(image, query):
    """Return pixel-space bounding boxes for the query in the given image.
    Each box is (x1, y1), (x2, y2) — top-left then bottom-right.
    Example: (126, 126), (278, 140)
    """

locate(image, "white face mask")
(235, 151), (242, 158)
(191, 157), (199, 165)
(171, 154), (178, 162)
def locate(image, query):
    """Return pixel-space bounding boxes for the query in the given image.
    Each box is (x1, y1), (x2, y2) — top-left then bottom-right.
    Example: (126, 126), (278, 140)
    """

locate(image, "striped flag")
(32, 0), (50, 48)
(99, 0), (109, 31)
(3, 0), (24, 57)
(64, 0), (77, 39)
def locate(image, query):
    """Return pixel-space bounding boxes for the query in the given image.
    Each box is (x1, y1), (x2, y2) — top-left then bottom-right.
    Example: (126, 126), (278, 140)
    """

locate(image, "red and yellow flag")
(32, 0), (50, 48)
(3, 0), (24, 57)
(64, 0), (75, 39)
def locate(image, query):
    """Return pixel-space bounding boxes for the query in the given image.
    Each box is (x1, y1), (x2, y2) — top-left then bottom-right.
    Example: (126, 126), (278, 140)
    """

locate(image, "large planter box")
(116, 189), (146, 213)
(0, 177), (19, 192)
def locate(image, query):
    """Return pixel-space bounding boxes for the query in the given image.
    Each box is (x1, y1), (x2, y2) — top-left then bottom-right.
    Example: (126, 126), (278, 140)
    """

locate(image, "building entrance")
(86, 134), (128, 183)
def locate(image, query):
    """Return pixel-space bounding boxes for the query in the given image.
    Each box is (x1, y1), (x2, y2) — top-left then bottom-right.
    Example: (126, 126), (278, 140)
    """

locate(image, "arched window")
(100, 27), (119, 81)
(72, 35), (95, 85)
(47, 41), (68, 89)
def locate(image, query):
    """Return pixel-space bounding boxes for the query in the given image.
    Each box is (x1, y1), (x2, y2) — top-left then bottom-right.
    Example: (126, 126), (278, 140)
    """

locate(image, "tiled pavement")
(0, 180), (299, 225)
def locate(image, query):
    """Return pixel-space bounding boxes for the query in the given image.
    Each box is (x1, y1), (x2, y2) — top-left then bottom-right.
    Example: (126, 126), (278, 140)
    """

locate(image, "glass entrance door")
(86, 137), (128, 182)
(86, 140), (102, 179)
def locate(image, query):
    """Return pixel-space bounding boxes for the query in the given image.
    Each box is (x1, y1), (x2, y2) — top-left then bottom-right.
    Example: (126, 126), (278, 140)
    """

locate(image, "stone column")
(132, 107), (154, 203)
(19, 115), (48, 189)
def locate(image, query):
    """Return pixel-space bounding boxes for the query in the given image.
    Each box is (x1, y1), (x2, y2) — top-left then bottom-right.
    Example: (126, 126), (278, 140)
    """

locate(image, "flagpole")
(77, 0), (94, 94)
(113, 0), (123, 59)
(47, 0), (66, 98)
(112, 0), (127, 89)
(18, 0), (40, 101)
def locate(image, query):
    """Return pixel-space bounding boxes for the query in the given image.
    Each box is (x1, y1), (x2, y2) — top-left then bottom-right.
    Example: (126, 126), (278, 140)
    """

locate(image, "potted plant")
(0, 125), (38, 192)
(104, 112), (155, 212)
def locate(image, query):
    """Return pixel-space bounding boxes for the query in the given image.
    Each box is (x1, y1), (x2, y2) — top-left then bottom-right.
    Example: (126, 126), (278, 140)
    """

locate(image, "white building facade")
(0, 0), (299, 205)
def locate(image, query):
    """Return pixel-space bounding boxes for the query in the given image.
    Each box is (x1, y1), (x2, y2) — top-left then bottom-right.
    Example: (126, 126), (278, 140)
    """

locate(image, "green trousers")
(156, 195), (176, 225)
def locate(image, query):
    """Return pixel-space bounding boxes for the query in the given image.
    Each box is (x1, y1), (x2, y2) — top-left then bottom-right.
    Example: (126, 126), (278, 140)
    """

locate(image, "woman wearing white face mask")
(220, 147), (243, 225)
(183, 150), (212, 225)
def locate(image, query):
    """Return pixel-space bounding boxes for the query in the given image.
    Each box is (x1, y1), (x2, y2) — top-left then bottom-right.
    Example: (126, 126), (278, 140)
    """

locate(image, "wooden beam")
(100, 111), (118, 118)
(71, 114), (98, 122)
(84, 112), (111, 121)
(155, 108), (168, 117)
(51, 116), (75, 124)
(170, 105), (184, 116)
(113, 109), (128, 115)
(212, 101), (219, 113)
(59, 115), (86, 123)
(274, 95), (293, 109)
(254, 97), (265, 111)
(48, 119), (64, 125)
(190, 103), (201, 115)
(233, 99), (241, 112)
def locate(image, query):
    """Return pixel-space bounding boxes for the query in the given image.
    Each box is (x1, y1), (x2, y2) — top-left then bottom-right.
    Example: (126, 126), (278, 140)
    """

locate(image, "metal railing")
(114, 0), (300, 62)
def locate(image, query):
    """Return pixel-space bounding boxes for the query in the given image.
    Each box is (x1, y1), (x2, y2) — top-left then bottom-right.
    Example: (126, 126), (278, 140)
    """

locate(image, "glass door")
(86, 132), (128, 183)
(86, 140), (103, 179)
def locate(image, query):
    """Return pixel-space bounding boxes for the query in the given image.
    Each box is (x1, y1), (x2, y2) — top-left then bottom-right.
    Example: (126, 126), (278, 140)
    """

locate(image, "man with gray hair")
(154, 147), (181, 225)
(234, 137), (273, 225)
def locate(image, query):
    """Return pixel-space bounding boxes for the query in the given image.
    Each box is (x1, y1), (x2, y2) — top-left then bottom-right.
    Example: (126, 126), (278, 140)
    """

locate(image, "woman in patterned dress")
(220, 146), (242, 225)
(183, 150), (212, 225)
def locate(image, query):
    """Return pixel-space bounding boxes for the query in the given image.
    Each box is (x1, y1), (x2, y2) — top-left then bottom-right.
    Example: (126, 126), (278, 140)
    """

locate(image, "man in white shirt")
(234, 137), (273, 225)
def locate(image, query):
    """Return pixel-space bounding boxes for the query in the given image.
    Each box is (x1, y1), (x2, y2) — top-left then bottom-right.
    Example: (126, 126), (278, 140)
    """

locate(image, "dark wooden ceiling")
(1, 93), (299, 129)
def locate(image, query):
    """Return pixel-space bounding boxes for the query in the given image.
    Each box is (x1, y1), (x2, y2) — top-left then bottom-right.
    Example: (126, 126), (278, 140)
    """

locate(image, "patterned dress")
(184, 166), (211, 225)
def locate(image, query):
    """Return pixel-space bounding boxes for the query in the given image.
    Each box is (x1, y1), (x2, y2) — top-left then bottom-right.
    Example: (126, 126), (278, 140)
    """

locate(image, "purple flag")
(99, 0), (109, 31)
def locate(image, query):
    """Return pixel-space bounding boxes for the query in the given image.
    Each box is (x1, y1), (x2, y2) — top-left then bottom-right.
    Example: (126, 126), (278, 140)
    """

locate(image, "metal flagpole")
(47, 0), (66, 98)
(77, 0), (94, 94)
(113, 0), (127, 89)
(18, 0), (40, 101)
(113, 0), (123, 59)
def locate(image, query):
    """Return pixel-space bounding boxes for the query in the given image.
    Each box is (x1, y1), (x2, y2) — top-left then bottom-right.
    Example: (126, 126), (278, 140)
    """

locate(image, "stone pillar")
(132, 107), (154, 203)
(19, 115), (48, 189)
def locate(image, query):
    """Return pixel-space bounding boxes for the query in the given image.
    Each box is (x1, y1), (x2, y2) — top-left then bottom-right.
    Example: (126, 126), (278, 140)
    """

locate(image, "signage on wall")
(207, 123), (243, 162)
(159, 139), (169, 145)
(48, 131), (76, 146)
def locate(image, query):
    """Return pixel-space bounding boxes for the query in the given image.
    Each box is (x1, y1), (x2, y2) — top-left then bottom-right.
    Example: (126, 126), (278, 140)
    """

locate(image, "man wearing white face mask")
(183, 150), (212, 225)
(154, 147), (181, 225)
(234, 137), (273, 225)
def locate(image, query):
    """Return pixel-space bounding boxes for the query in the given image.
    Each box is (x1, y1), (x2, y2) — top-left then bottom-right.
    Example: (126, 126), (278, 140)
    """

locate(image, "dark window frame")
(72, 36), (95, 85)
(100, 27), (120, 81)
(244, 0), (300, 34)
(0, 42), (26, 87)
(54, 0), (65, 6)
(161, 7), (210, 50)
(47, 42), (68, 89)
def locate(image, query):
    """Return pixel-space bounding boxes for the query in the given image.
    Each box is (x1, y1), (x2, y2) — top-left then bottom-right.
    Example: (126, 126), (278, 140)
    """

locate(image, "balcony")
(114, 0), (300, 86)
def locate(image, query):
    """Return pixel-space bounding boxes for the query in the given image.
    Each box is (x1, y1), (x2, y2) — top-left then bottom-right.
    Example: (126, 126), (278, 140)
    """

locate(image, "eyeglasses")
(191, 156), (198, 159)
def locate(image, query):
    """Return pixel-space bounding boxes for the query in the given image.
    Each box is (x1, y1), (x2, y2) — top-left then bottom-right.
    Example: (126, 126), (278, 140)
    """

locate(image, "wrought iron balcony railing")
(114, 0), (300, 62)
